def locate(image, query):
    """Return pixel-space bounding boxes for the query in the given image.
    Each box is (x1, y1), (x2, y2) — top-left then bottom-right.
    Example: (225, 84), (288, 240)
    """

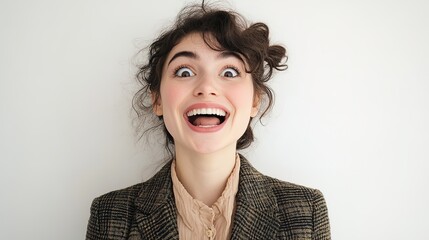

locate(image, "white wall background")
(1, 0), (428, 239)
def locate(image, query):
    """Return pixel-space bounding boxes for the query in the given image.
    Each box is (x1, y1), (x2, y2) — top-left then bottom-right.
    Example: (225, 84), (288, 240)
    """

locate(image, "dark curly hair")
(133, 3), (287, 156)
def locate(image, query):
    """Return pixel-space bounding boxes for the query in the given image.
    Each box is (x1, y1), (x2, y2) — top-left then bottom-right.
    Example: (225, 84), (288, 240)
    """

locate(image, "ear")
(152, 94), (163, 116)
(250, 94), (260, 117)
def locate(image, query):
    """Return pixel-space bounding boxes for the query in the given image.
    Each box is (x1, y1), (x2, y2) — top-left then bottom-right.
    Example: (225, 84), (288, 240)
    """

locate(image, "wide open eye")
(220, 67), (239, 78)
(175, 67), (195, 77)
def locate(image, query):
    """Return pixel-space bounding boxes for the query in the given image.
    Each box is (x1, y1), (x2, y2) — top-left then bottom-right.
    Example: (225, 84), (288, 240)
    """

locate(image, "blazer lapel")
(131, 156), (283, 239)
(230, 157), (284, 239)
(134, 161), (179, 240)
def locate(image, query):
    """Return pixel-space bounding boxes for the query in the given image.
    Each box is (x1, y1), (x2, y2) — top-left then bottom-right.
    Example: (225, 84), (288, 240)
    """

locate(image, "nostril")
(195, 91), (216, 96)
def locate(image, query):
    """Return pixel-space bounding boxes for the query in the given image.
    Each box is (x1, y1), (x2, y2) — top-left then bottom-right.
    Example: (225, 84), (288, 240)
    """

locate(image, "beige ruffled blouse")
(171, 156), (240, 240)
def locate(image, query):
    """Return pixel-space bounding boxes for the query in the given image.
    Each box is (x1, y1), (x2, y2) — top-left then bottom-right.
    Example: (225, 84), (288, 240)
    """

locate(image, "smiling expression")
(154, 33), (259, 154)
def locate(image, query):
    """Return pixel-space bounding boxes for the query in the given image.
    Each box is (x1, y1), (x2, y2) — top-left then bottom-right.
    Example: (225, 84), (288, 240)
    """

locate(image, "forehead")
(165, 32), (246, 66)
(166, 33), (216, 60)
(176, 32), (208, 48)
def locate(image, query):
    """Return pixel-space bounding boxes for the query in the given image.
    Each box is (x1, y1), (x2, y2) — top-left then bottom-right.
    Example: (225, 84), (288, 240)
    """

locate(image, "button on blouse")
(171, 155), (240, 240)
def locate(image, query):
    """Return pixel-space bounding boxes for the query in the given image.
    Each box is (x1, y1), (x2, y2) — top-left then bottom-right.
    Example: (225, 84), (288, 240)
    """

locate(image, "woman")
(86, 3), (330, 240)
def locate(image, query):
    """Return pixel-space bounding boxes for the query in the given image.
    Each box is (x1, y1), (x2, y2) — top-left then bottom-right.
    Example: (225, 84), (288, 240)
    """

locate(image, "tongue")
(193, 116), (220, 126)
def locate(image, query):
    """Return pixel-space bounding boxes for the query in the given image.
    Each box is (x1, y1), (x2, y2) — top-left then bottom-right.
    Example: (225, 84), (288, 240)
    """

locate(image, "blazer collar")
(230, 155), (282, 239)
(134, 160), (179, 239)
(133, 155), (281, 239)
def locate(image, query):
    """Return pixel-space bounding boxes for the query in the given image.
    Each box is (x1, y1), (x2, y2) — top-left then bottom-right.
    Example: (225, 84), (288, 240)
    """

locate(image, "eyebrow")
(167, 50), (245, 66)
(219, 51), (245, 64)
(167, 51), (198, 66)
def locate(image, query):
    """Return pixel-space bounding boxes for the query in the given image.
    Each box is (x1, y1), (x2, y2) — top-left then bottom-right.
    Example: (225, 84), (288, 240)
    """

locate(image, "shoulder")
(263, 175), (331, 238)
(86, 162), (173, 239)
(91, 183), (143, 214)
(240, 156), (326, 208)
(264, 175), (326, 208)
(86, 183), (144, 239)
(237, 157), (331, 238)
(91, 184), (143, 223)
(91, 160), (172, 213)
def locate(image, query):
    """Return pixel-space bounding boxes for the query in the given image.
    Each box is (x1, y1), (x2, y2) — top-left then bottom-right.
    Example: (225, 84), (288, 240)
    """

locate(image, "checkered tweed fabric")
(86, 156), (331, 239)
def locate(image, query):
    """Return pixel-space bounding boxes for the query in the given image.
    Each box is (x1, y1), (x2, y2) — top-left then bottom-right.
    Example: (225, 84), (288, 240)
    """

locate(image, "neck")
(174, 144), (237, 206)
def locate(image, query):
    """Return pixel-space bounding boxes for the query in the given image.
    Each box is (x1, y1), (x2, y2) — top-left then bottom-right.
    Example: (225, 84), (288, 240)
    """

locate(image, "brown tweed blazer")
(86, 156), (330, 239)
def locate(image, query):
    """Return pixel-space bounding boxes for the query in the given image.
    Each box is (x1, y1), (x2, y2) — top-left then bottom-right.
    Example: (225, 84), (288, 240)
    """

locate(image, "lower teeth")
(198, 125), (217, 128)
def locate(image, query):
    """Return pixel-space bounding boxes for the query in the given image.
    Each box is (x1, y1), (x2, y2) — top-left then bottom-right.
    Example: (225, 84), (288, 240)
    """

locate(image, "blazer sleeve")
(312, 189), (331, 240)
(86, 197), (101, 240)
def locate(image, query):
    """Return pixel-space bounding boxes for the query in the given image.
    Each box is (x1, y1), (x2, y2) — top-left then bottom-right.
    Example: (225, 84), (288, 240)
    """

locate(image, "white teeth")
(186, 108), (226, 117)
(197, 125), (217, 128)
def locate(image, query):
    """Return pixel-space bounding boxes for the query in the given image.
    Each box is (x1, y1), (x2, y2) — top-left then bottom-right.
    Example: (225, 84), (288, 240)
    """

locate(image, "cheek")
(159, 81), (191, 133)
(159, 82), (184, 136)
(160, 82), (186, 109)
(229, 83), (255, 111)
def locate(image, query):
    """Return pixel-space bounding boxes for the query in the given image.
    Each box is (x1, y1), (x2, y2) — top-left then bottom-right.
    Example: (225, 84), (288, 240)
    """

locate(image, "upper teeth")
(186, 108), (226, 117)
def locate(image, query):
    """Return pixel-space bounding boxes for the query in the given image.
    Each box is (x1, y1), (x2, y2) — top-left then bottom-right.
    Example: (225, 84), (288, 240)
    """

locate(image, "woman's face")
(154, 33), (259, 154)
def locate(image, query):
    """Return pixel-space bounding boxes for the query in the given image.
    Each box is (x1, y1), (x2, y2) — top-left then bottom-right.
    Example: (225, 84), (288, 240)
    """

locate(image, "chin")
(187, 140), (236, 155)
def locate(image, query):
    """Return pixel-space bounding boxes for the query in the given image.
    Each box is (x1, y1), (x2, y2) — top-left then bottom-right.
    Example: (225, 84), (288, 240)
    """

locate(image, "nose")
(193, 74), (218, 97)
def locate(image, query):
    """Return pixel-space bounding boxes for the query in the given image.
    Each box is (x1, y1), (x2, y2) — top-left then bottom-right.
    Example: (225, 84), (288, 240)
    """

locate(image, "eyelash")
(173, 65), (194, 77)
(222, 65), (241, 77)
(172, 65), (241, 77)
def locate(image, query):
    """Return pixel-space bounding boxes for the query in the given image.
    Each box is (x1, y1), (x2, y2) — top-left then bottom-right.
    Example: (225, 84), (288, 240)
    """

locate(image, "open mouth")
(186, 108), (227, 128)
